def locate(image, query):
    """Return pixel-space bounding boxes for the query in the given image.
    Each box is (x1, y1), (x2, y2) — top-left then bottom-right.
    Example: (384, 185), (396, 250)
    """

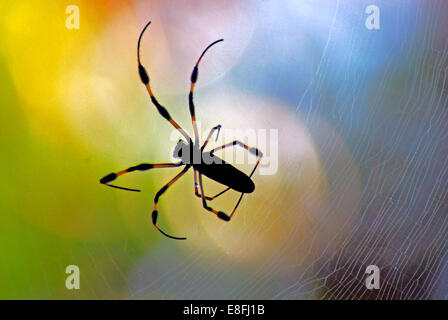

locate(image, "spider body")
(173, 140), (256, 194)
(193, 157), (255, 194)
(100, 21), (262, 240)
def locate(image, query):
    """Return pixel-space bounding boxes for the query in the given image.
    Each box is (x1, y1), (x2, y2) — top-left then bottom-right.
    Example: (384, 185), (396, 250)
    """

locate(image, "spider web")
(60, 0), (448, 300)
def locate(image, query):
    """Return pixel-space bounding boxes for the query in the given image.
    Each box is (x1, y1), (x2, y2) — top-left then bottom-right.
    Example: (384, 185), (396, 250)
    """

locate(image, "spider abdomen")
(194, 156), (255, 194)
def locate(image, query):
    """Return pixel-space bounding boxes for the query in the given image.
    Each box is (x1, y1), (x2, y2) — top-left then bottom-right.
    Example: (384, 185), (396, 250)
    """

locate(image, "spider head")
(173, 140), (188, 159)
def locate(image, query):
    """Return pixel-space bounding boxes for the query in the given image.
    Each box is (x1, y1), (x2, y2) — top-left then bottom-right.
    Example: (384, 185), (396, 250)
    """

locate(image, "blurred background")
(0, 0), (447, 299)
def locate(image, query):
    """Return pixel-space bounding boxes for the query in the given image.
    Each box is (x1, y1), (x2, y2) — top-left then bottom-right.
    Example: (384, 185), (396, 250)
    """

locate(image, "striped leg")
(152, 165), (191, 240)
(137, 21), (192, 143)
(189, 39), (224, 145)
(194, 169), (211, 200)
(201, 124), (222, 151)
(193, 168), (230, 201)
(100, 162), (182, 192)
(197, 172), (231, 222)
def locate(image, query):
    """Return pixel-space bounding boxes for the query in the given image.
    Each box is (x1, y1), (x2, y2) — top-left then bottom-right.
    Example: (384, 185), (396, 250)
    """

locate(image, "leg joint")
(152, 210), (158, 224)
(249, 147), (263, 157)
(100, 173), (117, 184)
(127, 163), (153, 172)
(154, 185), (168, 202)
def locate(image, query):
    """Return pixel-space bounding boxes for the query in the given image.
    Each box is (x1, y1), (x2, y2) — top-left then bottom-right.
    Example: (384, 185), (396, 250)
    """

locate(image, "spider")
(100, 21), (263, 240)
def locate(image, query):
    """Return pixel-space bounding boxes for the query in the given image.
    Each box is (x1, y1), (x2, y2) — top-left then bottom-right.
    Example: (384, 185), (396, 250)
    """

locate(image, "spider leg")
(209, 140), (263, 219)
(152, 165), (191, 240)
(193, 168), (230, 201)
(100, 162), (183, 192)
(189, 39), (224, 145)
(197, 172), (231, 221)
(194, 169), (211, 200)
(137, 21), (192, 143)
(201, 124), (222, 151)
